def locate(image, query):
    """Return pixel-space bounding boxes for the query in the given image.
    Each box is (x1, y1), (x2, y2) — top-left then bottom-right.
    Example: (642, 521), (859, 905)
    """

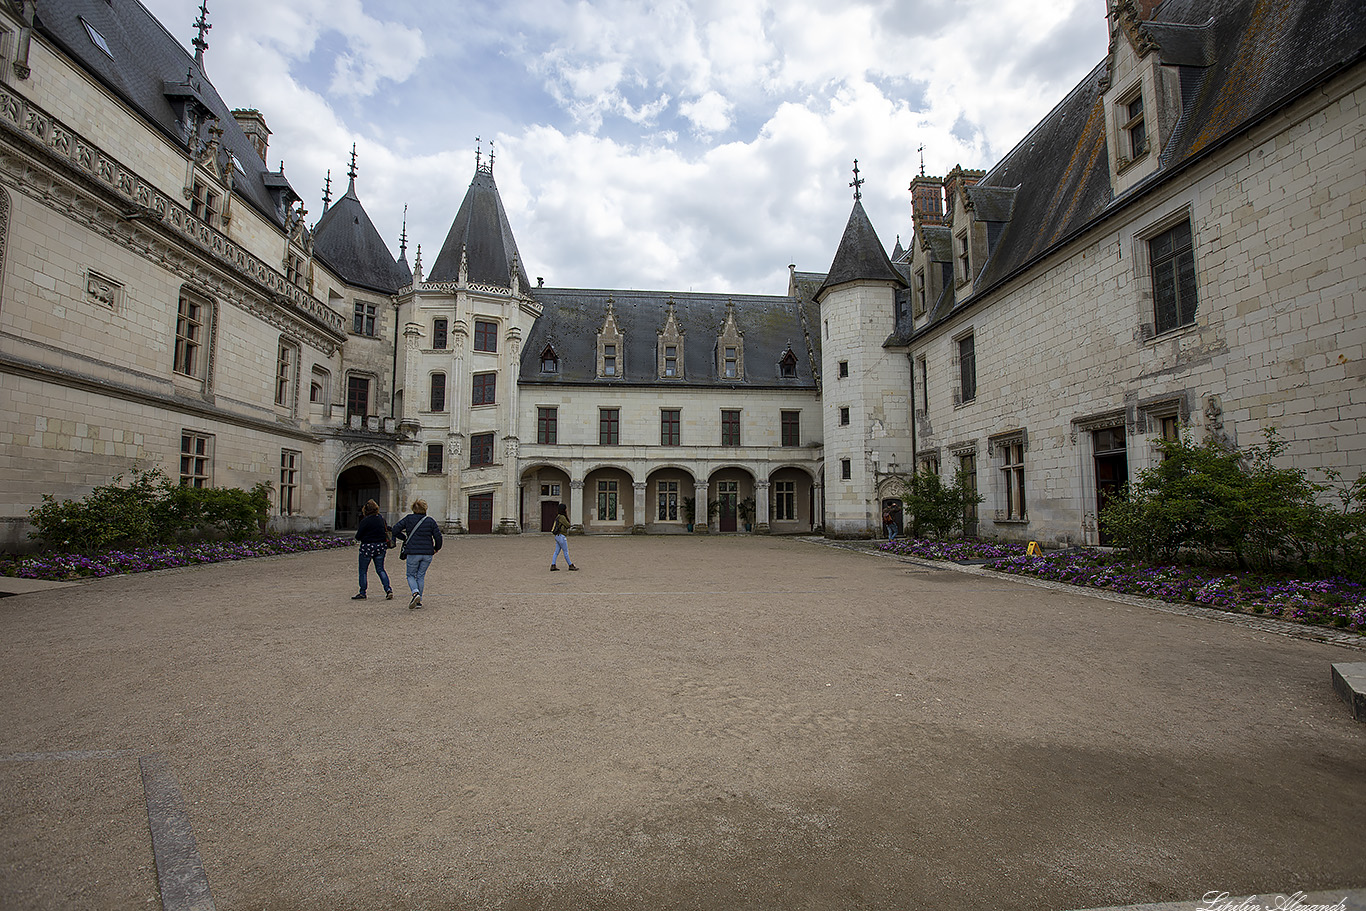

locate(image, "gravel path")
(1, 534), (1363, 910)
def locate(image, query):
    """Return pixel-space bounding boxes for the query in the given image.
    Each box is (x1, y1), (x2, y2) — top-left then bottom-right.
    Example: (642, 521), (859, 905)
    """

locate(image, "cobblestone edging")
(805, 538), (1366, 653)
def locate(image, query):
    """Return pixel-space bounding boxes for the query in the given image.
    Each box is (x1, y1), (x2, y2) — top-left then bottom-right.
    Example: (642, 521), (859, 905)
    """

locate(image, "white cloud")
(680, 91), (734, 135)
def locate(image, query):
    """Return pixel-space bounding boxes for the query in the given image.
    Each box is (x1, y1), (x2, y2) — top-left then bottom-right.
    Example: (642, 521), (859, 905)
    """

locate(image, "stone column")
(445, 434), (464, 533)
(632, 481), (647, 534)
(812, 482), (824, 535)
(498, 437), (521, 533)
(569, 479), (585, 534)
(693, 480), (710, 534)
(753, 480), (771, 535)
(400, 323), (423, 427)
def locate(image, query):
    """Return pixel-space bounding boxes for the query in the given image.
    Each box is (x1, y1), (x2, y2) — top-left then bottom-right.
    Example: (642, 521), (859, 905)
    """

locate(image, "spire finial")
(346, 143), (357, 189)
(475, 136), (481, 170)
(321, 170), (332, 210)
(849, 159), (864, 201)
(399, 205), (408, 258)
(488, 140), (495, 173)
(917, 144), (926, 177)
(192, 1), (211, 68)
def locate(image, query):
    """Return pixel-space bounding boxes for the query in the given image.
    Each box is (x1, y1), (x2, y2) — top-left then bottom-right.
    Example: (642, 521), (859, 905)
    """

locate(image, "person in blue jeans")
(392, 498), (442, 609)
(550, 502), (577, 571)
(352, 498), (393, 600)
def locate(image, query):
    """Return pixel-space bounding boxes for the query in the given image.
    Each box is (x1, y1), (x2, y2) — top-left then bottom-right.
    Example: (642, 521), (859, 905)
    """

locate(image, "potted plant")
(737, 497), (756, 532)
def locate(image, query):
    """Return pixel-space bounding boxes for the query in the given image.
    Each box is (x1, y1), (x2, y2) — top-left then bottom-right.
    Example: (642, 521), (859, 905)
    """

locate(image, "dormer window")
(190, 179), (218, 228)
(1123, 92), (1147, 159)
(603, 344), (617, 376)
(723, 347), (738, 378)
(656, 298), (685, 380)
(81, 18), (113, 58)
(779, 348), (798, 378)
(596, 298), (625, 379)
(664, 345), (679, 376)
(539, 344), (558, 373)
(715, 299), (745, 381)
(285, 250), (304, 286)
(914, 269), (927, 316)
(956, 232), (971, 285)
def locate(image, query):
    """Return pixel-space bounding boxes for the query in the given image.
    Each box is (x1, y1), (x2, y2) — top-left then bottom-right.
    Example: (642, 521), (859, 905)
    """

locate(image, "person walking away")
(550, 503), (577, 571)
(352, 499), (394, 600)
(393, 499), (442, 609)
(883, 507), (898, 542)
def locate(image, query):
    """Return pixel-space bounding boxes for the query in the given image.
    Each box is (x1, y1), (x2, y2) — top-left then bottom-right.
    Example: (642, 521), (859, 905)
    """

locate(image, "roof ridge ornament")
(849, 159), (864, 201)
(399, 205), (408, 259)
(321, 169), (332, 211)
(346, 143), (357, 191)
(192, 1), (211, 71)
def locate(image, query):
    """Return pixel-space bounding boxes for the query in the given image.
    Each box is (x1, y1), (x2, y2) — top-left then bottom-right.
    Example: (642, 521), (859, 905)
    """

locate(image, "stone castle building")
(0, 0), (1362, 550)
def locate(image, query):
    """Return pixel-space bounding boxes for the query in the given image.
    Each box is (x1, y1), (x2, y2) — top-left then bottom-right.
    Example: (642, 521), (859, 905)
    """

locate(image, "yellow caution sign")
(1025, 541), (1043, 556)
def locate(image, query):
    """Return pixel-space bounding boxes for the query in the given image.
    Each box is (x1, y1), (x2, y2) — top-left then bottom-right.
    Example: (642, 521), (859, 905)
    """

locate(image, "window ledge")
(1115, 149), (1150, 175)
(993, 516), (1029, 525)
(1144, 321), (1198, 345)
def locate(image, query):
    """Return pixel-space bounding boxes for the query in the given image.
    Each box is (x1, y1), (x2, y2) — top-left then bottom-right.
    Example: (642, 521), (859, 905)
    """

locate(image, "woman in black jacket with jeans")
(353, 499), (393, 600)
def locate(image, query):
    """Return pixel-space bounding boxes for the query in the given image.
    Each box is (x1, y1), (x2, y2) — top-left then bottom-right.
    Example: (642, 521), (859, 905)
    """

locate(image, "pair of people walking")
(353, 498), (442, 609)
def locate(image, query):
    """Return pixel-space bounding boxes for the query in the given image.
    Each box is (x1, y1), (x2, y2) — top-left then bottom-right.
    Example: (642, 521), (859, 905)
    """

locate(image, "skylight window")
(81, 18), (113, 58)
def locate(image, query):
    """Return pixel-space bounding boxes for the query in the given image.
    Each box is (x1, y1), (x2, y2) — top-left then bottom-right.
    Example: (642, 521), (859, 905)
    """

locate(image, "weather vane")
(917, 145), (925, 177)
(850, 159), (864, 201)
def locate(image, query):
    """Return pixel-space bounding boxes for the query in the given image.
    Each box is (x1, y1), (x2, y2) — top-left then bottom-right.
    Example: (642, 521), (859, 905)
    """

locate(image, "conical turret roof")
(816, 200), (905, 299)
(428, 164), (531, 290)
(312, 176), (406, 295)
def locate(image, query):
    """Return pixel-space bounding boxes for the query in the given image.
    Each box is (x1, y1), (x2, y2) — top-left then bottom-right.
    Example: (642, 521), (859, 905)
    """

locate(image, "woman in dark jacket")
(392, 498), (442, 609)
(353, 499), (393, 600)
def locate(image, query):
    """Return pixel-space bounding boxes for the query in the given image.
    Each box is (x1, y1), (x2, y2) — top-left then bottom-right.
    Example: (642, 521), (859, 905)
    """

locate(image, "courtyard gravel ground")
(0, 534), (1363, 911)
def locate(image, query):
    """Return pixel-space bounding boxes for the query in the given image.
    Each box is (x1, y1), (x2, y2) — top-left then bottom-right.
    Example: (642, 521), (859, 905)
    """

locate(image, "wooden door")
(468, 493), (494, 534)
(718, 481), (738, 532)
(541, 500), (559, 532)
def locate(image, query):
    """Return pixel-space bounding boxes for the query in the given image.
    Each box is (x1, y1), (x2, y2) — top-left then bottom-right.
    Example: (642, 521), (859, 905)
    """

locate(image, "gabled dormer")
(715, 299), (745, 380)
(597, 298), (624, 379)
(944, 165), (986, 298)
(656, 298), (685, 379)
(1101, 0), (1213, 196)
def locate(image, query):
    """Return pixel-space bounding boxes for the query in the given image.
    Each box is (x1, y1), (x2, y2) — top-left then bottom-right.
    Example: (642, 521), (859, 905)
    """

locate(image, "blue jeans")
(358, 544), (391, 594)
(552, 534), (570, 566)
(405, 553), (433, 596)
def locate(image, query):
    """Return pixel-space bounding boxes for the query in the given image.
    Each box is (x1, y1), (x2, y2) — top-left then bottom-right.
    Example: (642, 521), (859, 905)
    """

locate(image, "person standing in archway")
(550, 503), (577, 571)
(353, 499), (394, 600)
(393, 499), (443, 609)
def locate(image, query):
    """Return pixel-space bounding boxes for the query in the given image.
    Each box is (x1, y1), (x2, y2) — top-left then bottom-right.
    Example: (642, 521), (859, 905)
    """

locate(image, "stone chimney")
(942, 164), (985, 211)
(232, 109), (271, 163)
(909, 173), (946, 226)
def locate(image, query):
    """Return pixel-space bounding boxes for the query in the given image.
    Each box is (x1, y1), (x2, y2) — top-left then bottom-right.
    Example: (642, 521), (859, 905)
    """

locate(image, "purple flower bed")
(880, 539), (1366, 634)
(0, 534), (352, 581)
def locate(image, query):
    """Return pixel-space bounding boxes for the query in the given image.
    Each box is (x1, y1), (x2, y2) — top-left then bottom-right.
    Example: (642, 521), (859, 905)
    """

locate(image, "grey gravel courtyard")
(1, 534), (1363, 911)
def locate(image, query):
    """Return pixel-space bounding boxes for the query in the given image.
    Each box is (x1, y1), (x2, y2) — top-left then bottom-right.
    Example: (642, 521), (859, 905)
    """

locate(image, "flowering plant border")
(0, 534), (352, 581)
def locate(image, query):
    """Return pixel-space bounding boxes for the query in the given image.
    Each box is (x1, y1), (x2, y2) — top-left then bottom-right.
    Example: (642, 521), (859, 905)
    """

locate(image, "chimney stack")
(231, 109), (271, 163)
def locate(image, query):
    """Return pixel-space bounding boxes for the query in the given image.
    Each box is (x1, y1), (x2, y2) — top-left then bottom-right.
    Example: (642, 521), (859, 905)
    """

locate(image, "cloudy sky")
(140, 0), (1110, 295)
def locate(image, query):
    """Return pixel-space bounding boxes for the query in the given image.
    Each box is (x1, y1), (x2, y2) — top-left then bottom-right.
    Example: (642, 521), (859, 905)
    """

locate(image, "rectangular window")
(603, 344), (617, 376)
(432, 318), (448, 350)
(774, 480), (796, 521)
(839, 406), (850, 426)
(1124, 94), (1147, 158)
(353, 301), (377, 336)
(958, 334), (976, 403)
(1150, 220), (1198, 334)
(274, 341), (295, 406)
(284, 252), (304, 286)
(180, 431), (212, 488)
(724, 347), (737, 378)
(959, 452), (978, 528)
(174, 293), (204, 377)
(430, 373), (446, 412)
(426, 443), (444, 474)
(916, 356), (928, 412)
(664, 345), (678, 377)
(279, 449), (299, 514)
(189, 180), (217, 228)
(346, 376), (369, 420)
(599, 408), (619, 445)
(537, 407), (558, 444)
(474, 319), (497, 352)
(597, 479), (619, 521)
(840, 458), (852, 481)
(657, 480), (680, 521)
(661, 409), (681, 446)
(781, 411), (800, 447)
(914, 270), (926, 316)
(721, 410), (740, 446)
(838, 360), (849, 378)
(957, 233), (971, 284)
(1001, 440), (1026, 520)
(472, 372), (496, 406)
(1160, 415), (1181, 443)
(470, 433), (494, 466)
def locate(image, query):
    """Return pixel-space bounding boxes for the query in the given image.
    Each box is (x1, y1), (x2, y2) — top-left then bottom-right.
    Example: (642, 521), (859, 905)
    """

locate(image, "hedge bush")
(29, 468), (271, 551)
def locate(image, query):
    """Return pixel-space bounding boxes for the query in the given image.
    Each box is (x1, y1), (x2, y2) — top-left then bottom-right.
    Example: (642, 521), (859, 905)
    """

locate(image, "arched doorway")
(335, 465), (382, 530)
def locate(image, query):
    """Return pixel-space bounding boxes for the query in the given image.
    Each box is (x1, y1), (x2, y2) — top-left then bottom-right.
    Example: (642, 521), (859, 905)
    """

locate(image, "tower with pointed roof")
(816, 163), (911, 537)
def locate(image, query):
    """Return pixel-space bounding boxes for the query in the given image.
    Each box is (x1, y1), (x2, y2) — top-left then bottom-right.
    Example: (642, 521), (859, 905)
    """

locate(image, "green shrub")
(899, 467), (983, 540)
(28, 469), (271, 551)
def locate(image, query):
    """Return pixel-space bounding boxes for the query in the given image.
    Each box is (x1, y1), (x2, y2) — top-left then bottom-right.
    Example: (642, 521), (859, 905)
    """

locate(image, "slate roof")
(312, 179), (406, 295)
(816, 200), (906, 299)
(33, 0), (300, 229)
(428, 167), (531, 290)
(906, 0), (1366, 339)
(522, 289), (818, 390)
